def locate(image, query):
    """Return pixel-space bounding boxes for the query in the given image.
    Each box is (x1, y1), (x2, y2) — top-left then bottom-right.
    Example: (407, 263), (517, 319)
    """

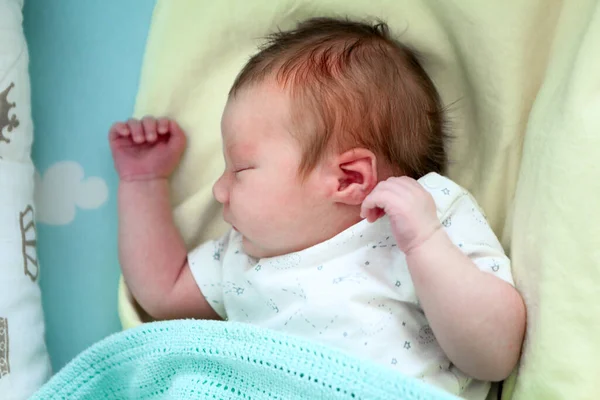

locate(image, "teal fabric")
(32, 320), (459, 400)
(22, 0), (155, 370)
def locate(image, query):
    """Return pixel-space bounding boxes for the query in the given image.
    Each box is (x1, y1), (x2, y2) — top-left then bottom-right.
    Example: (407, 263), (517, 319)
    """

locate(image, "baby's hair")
(230, 17), (447, 179)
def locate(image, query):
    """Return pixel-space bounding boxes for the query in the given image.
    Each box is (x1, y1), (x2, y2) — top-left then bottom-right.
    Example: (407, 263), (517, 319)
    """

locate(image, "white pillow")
(0, 0), (52, 398)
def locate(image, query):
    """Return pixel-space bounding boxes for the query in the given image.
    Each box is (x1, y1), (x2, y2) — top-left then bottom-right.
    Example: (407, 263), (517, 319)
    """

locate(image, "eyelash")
(233, 167), (251, 174)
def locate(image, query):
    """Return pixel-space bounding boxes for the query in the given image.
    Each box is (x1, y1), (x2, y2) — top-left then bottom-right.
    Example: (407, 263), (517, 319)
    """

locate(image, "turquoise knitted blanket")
(32, 320), (459, 399)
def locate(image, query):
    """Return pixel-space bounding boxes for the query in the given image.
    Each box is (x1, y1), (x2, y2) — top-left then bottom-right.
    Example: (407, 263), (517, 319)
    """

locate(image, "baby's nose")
(212, 174), (229, 204)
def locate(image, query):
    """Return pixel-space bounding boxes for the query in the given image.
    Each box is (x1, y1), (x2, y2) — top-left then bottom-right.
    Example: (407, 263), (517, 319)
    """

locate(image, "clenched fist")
(361, 176), (441, 254)
(109, 117), (186, 181)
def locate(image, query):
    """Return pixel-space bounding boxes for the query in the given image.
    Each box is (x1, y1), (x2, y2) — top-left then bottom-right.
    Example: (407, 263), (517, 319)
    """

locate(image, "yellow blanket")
(119, 1), (600, 399)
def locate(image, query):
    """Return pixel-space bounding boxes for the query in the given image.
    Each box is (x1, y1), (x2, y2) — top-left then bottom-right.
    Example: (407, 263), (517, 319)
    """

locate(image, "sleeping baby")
(109, 17), (525, 399)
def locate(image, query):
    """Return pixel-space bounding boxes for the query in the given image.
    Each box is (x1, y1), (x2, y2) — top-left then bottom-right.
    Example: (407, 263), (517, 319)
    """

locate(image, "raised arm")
(109, 117), (220, 321)
(361, 176), (526, 381)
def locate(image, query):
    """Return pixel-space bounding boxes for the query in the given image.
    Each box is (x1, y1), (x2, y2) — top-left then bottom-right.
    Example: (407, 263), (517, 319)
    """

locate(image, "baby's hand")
(360, 176), (440, 254)
(109, 117), (186, 181)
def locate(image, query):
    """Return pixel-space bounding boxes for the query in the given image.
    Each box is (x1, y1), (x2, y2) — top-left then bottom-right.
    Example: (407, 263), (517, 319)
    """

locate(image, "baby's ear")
(331, 148), (377, 206)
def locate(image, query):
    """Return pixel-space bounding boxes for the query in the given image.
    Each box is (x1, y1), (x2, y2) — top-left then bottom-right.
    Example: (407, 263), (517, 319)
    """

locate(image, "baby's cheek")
(239, 197), (274, 231)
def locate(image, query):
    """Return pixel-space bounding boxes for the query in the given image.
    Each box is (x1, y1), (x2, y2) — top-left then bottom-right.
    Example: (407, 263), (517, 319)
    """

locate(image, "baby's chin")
(241, 236), (280, 259)
(241, 236), (262, 259)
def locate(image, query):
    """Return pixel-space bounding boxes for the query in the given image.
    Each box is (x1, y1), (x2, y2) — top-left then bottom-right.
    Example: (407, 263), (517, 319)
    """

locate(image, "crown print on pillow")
(0, 82), (20, 144)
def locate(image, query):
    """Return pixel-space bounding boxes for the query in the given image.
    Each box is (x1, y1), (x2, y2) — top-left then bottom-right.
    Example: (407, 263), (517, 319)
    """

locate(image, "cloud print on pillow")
(35, 161), (108, 225)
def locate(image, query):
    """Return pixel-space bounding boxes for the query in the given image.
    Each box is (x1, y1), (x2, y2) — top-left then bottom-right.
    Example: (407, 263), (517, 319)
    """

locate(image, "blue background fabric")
(23, 0), (156, 371)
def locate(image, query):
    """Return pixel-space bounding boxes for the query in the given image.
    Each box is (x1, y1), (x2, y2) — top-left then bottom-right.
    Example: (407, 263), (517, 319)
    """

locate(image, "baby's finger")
(128, 119), (144, 144)
(378, 178), (417, 201)
(108, 122), (127, 142)
(361, 188), (394, 221)
(382, 177), (415, 192)
(157, 118), (170, 134)
(388, 177), (433, 205)
(167, 120), (187, 149)
(142, 117), (158, 142)
(114, 122), (130, 137)
(393, 176), (427, 194)
(363, 207), (385, 223)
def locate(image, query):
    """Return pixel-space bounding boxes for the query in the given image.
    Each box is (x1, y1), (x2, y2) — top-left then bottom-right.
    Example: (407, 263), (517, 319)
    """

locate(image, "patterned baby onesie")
(188, 172), (514, 400)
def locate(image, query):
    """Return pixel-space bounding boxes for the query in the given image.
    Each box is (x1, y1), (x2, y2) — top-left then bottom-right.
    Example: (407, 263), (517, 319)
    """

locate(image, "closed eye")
(234, 167), (252, 174)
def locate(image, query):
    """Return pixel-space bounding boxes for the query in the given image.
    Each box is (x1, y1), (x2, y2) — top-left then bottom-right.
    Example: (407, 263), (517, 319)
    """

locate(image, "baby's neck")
(308, 205), (363, 247)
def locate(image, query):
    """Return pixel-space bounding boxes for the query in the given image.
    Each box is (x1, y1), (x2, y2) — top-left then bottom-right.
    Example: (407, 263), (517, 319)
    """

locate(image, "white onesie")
(188, 173), (514, 399)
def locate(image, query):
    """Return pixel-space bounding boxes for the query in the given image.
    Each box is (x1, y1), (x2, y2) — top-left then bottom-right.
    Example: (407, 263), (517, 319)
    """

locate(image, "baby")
(109, 18), (525, 399)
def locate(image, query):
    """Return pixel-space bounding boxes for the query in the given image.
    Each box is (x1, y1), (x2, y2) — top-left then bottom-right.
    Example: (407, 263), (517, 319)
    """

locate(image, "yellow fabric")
(504, 2), (600, 399)
(118, 1), (600, 399)
(118, 277), (144, 330)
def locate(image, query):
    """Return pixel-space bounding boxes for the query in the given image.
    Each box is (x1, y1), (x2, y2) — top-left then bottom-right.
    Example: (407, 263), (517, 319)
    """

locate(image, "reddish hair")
(229, 17), (447, 179)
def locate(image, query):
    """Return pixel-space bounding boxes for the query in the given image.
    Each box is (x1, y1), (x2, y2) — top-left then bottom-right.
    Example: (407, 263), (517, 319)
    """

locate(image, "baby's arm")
(361, 177), (526, 382)
(405, 229), (525, 382)
(110, 117), (220, 321)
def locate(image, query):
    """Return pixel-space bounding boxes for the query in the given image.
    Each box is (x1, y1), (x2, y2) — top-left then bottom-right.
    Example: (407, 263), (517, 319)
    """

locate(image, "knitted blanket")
(31, 320), (459, 399)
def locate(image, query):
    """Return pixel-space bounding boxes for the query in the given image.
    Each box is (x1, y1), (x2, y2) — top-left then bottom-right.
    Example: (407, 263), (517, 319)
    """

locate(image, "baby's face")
(213, 83), (336, 259)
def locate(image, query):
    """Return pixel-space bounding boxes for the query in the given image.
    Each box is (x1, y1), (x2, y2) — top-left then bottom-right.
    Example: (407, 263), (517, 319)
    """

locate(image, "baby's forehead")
(224, 86), (296, 142)
(224, 138), (257, 157)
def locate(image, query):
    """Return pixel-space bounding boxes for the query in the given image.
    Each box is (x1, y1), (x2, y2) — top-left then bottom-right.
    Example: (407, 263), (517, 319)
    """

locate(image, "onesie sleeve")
(419, 173), (515, 286)
(441, 193), (515, 286)
(187, 230), (233, 319)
